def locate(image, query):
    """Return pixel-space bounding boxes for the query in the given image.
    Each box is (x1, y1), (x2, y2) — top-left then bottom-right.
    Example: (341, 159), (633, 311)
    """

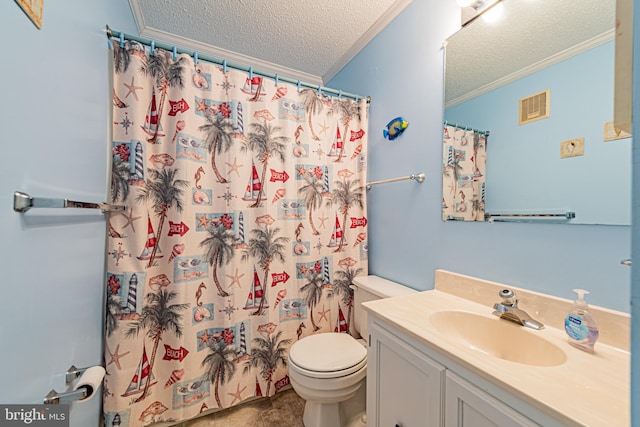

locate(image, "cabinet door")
(368, 322), (446, 427)
(445, 372), (540, 427)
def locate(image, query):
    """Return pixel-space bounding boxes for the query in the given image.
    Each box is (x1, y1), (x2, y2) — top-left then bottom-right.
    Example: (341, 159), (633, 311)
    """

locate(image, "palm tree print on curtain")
(442, 125), (487, 221)
(104, 40), (369, 426)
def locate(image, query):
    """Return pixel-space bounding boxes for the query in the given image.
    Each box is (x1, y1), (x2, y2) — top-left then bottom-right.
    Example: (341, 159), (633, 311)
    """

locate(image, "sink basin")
(430, 311), (567, 367)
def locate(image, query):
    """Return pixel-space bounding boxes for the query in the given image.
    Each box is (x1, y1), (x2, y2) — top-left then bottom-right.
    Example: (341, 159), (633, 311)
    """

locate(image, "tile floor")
(177, 387), (305, 427)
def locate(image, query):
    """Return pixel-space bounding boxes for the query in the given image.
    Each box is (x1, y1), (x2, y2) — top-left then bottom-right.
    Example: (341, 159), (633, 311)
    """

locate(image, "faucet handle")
(498, 289), (516, 306)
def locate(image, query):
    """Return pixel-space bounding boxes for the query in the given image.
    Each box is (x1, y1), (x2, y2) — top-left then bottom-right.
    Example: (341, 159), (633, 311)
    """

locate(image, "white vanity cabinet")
(367, 316), (554, 427)
(363, 273), (629, 426)
(367, 320), (446, 427)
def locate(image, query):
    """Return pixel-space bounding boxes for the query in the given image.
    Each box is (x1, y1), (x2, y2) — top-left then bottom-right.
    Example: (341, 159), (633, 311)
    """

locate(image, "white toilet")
(288, 275), (416, 427)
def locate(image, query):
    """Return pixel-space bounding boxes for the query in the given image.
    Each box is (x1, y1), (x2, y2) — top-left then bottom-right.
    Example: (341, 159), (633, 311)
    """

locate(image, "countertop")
(362, 286), (630, 426)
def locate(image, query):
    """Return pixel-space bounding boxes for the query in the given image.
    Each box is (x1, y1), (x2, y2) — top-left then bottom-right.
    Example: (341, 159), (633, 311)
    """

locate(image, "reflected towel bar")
(366, 172), (425, 190)
(486, 212), (575, 219)
(13, 191), (126, 213)
(485, 211), (575, 223)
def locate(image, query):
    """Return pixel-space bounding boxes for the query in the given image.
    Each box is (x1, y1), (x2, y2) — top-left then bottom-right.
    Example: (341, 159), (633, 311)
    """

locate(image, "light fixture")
(458, 0), (504, 27)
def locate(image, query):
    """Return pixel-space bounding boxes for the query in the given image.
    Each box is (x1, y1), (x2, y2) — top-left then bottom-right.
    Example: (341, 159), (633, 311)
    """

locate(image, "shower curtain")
(442, 125), (487, 221)
(104, 39), (369, 426)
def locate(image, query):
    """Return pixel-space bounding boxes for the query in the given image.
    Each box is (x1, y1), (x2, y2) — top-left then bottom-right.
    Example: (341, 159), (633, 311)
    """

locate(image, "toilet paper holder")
(43, 365), (100, 405)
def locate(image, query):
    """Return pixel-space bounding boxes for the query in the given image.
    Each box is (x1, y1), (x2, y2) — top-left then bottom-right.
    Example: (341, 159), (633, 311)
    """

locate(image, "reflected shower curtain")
(442, 125), (487, 221)
(104, 39), (368, 426)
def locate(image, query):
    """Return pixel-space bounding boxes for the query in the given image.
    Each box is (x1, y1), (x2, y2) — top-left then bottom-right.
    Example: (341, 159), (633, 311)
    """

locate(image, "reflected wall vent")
(519, 89), (550, 125)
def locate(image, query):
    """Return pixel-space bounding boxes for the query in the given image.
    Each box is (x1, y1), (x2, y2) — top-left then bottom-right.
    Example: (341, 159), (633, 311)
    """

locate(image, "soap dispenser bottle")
(564, 289), (599, 353)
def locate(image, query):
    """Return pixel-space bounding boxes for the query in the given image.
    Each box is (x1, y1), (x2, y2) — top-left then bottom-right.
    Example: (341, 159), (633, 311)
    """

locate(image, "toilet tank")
(351, 275), (417, 340)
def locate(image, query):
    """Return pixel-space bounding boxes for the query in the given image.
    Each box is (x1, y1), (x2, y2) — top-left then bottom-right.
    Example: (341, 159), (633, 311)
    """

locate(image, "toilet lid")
(289, 333), (366, 372)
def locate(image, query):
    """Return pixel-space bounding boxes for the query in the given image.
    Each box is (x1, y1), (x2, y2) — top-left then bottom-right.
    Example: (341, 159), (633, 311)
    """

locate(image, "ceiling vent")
(519, 89), (550, 125)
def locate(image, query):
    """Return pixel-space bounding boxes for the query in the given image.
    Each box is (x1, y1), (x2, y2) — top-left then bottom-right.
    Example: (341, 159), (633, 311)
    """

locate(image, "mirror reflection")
(443, 0), (630, 225)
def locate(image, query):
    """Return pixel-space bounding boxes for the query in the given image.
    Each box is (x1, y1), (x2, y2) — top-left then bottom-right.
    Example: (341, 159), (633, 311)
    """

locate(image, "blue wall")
(329, 1), (631, 313)
(446, 41), (631, 225)
(0, 1), (137, 426)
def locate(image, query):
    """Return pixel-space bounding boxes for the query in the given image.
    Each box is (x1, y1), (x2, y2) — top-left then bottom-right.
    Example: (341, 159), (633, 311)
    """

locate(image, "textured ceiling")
(445, 0), (616, 107)
(129, 0), (412, 85)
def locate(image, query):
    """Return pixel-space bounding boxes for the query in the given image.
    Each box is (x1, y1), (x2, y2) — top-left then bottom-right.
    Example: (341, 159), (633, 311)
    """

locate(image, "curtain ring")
(119, 33), (124, 48)
(150, 40), (155, 55)
(355, 95), (359, 103)
(297, 80), (301, 92)
(222, 59), (227, 74)
(194, 51), (198, 66)
(338, 90), (342, 100)
(274, 73), (279, 86)
(317, 86), (321, 96)
(172, 46), (177, 61)
(248, 66), (253, 81)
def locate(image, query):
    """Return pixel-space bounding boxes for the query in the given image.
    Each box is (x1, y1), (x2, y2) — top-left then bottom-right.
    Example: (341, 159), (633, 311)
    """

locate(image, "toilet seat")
(289, 333), (367, 379)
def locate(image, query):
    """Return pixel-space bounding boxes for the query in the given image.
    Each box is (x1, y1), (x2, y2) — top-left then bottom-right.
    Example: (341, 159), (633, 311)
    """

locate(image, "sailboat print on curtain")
(122, 345), (157, 397)
(242, 161), (262, 202)
(137, 217), (162, 260)
(140, 87), (165, 138)
(334, 305), (348, 333)
(106, 39), (369, 426)
(243, 267), (268, 311)
(327, 126), (342, 158)
(326, 215), (346, 248)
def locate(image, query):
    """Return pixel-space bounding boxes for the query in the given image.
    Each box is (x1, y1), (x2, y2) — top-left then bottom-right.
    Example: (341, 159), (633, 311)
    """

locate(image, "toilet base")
(295, 378), (366, 427)
(303, 400), (343, 427)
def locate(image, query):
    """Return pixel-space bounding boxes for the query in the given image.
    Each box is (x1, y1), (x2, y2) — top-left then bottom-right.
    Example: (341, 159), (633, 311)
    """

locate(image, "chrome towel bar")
(366, 172), (425, 190)
(13, 191), (126, 213)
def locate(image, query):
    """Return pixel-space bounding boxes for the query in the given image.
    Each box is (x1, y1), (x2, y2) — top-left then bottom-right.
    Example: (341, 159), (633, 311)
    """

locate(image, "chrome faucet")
(492, 289), (544, 330)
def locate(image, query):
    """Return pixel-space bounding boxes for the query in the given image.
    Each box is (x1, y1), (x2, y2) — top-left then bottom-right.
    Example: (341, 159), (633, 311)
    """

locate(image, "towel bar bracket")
(13, 191), (125, 213)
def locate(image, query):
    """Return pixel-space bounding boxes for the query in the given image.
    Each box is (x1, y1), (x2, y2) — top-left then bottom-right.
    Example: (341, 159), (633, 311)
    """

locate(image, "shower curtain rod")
(443, 120), (490, 136)
(105, 25), (371, 103)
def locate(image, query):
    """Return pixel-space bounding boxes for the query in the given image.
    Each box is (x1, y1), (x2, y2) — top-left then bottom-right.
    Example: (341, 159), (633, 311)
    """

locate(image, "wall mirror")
(443, 0), (631, 225)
